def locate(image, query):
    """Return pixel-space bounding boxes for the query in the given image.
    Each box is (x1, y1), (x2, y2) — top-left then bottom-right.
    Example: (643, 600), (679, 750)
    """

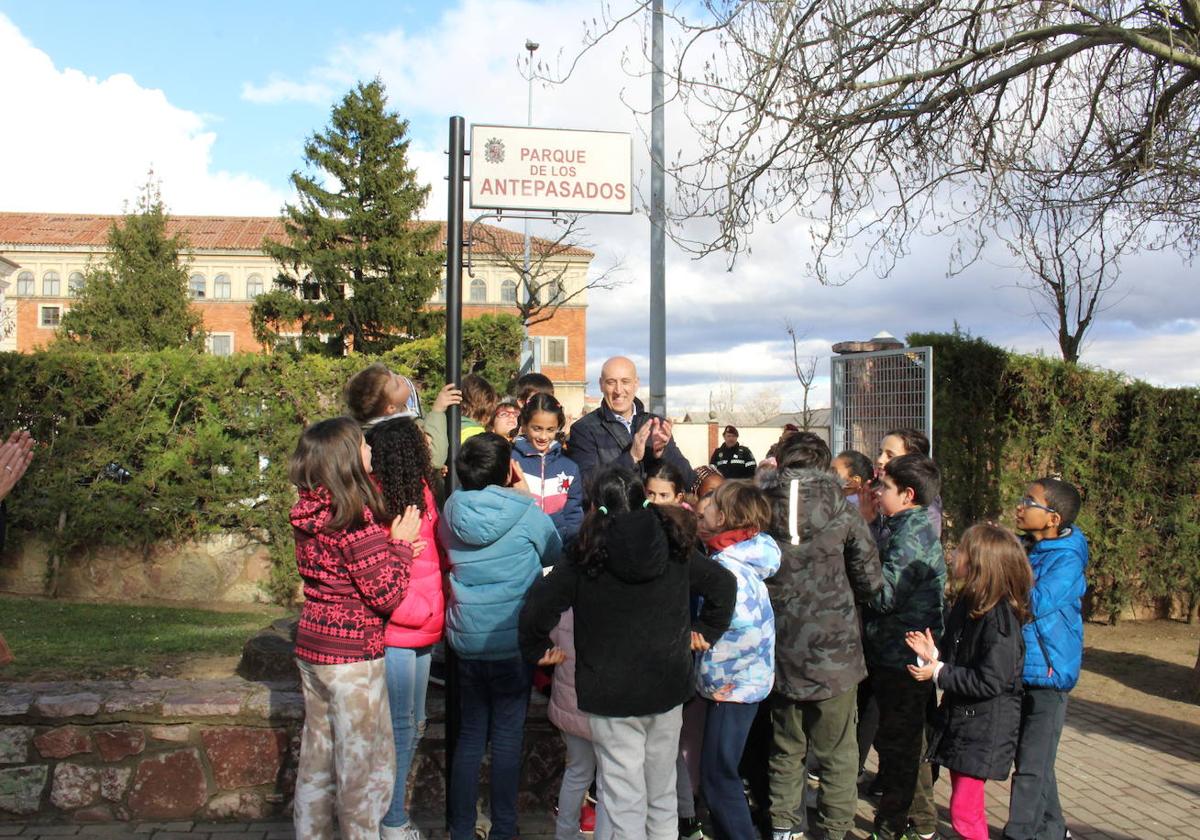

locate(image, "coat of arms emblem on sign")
(483, 137), (505, 164)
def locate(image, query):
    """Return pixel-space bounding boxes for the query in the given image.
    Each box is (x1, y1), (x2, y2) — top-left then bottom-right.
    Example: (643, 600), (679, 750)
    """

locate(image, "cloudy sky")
(2, 1), (1197, 414)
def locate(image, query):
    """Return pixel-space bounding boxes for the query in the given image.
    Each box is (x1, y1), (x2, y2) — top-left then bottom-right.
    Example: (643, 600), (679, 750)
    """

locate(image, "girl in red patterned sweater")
(289, 417), (422, 840)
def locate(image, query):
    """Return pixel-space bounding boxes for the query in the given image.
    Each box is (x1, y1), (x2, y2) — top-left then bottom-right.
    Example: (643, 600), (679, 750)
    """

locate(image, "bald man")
(567, 356), (695, 490)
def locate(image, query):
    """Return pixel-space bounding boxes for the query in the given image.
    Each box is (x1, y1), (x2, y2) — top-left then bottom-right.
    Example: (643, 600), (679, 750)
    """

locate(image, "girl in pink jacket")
(368, 417), (447, 840)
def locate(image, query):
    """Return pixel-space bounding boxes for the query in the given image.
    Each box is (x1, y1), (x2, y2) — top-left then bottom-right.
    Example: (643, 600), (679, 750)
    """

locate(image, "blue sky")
(1, 1), (1197, 411)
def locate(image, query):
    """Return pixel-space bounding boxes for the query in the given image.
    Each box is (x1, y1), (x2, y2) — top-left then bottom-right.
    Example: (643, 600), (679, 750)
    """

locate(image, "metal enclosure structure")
(830, 346), (934, 460)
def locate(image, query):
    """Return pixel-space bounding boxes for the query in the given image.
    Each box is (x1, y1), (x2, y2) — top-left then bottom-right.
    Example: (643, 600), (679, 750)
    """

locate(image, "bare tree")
(470, 215), (625, 328)
(998, 190), (1137, 363)
(785, 320), (818, 430)
(558, 2), (1200, 281)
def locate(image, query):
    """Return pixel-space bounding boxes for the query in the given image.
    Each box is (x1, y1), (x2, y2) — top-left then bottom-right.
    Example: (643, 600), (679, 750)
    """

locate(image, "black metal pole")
(443, 114), (466, 831)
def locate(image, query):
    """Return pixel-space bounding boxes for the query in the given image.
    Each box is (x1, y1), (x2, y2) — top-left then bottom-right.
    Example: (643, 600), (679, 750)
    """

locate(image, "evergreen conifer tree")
(253, 78), (443, 354)
(58, 179), (206, 352)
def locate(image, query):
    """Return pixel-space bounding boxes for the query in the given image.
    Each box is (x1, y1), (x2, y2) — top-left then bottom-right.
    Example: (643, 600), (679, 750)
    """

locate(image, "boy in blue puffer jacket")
(440, 433), (562, 840)
(1003, 477), (1089, 840)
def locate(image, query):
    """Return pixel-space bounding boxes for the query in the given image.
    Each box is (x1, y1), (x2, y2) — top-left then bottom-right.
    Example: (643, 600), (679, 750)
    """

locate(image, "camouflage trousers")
(294, 657), (395, 840)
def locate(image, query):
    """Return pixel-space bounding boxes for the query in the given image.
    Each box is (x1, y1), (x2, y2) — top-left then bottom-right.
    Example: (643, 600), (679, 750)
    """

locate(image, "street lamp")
(522, 38), (539, 373)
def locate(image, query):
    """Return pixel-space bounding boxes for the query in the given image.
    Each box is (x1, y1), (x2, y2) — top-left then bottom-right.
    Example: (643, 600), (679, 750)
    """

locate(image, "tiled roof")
(0, 212), (593, 258)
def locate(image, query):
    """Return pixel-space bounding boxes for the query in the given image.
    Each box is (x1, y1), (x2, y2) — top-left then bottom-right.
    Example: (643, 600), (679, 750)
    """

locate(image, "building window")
(544, 337), (567, 365)
(433, 279), (446, 302)
(38, 305), (62, 328)
(43, 271), (61, 296)
(500, 279), (517, 304)
(214, 274), (232, 299)
(68, 272), (85, 296)
(16, 271), (33, 295)
(206, 334), (233, 356)
(301, 275), (320, 300)
(189, 274), (206, 299)
(469, 278), (487, 303)
(246, 274), (264, 298)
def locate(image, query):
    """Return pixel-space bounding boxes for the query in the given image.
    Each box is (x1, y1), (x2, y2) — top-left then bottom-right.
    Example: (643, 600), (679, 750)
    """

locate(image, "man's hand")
(651, 418), (673, 458)
(630, 420), (654, 462)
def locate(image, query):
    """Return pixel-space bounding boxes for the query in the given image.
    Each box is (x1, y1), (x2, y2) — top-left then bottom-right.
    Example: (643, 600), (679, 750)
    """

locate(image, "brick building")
(0, 212), (591, 415)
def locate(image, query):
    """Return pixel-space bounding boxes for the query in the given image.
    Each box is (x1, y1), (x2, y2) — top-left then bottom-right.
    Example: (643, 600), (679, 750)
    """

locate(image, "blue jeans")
(382, 645), (433, 829)
(700, 699), (760, 840)
(448, 656), (534, 840)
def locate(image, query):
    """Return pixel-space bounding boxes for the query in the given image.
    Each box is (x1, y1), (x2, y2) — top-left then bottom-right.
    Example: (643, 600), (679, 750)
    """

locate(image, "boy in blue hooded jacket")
(1003, 477), (1089, 840)
(440, 433), (562, 840)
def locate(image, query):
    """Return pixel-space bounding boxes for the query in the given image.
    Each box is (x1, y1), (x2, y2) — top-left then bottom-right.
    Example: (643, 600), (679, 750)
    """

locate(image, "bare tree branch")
(785, 319), (818, 430)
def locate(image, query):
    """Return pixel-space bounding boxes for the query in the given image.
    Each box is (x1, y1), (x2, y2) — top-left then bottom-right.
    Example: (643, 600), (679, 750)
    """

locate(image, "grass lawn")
(0, 595), (292, 681)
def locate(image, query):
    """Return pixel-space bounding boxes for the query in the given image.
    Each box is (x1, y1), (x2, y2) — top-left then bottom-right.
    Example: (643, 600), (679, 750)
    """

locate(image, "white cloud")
(0, 13), (284, 215)
(241, 76), (334, 105)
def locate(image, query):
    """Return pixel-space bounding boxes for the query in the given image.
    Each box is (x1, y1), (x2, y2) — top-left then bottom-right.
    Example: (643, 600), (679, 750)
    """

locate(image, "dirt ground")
(1073, 618), (1200, 729)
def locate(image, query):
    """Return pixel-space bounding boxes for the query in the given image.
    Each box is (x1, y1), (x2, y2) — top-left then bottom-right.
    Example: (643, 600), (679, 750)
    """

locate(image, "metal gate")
(830, 346), (933, 460)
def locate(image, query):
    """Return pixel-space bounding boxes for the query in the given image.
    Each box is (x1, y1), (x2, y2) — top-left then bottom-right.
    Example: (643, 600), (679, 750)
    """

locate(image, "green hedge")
(0, 314), (522, 604)
(909, 330), (1200, 622)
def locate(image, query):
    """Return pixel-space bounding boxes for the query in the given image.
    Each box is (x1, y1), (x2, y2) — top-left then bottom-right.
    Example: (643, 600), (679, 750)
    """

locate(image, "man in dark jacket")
(567, 356), (695, 490)
(759, 432), (882, 840)
(710, 424), (756, 478)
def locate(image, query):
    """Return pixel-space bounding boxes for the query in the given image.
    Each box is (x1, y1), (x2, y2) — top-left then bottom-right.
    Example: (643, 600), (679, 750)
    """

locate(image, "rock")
(94, 727), (145, 762)
(201, 727), (288, 789)
(161, 690), (245, 718)
(50, 762), (100, 810)
(236, 619), (299, 682)
(203, 789), (273, 819)
(32, 692), (102, 718)
(0, 693), (33, 717)
(146, 725), (190, 743)
(102, 690), (163, 715)
(33, 725), (93, 759)
(100, 766), (131, 802)
(241, 688), (305, 721)
(126, 748), (208, 819)
(0, 727), (33, 764)
(0, 765), (47, 815)
(75, 804), (114, 821)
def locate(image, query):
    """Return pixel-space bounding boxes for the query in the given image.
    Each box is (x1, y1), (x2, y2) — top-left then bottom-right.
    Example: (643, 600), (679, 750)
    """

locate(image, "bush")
(910, 330), (1200, 622)
(0, 314), (522, 604)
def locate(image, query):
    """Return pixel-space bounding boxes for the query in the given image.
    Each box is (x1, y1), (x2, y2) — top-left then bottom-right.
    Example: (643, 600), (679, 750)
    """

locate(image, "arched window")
(68, 272), (85, 296)
(214, 274), (232, 299)
(469, 278), (487, 303)
(16, 271), (33, 295)
(42, 271), (61, 296)
(189, 274), (206, 299)
(500, 279), (517, 304)
(246, 274), (264, 298)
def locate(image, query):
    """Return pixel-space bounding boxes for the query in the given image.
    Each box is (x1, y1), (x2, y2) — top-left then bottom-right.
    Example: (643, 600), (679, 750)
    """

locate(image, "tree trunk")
(1192, 641), (1200, 703)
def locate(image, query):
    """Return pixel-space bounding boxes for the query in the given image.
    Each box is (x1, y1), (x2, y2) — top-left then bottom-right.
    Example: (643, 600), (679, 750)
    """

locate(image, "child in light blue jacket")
(696, 479), (781, 840)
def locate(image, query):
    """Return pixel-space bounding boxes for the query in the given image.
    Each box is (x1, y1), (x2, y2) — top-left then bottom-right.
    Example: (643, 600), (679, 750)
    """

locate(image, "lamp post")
(521, 38), (539, 374)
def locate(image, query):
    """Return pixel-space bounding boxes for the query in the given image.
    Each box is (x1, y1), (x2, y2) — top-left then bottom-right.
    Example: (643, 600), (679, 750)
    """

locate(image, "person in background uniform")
(710, 425), (757, 479)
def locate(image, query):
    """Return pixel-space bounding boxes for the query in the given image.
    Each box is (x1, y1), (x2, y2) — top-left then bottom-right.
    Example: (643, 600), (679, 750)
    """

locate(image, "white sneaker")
(773, 830), (806, 840)
(380, 822), (425, 840)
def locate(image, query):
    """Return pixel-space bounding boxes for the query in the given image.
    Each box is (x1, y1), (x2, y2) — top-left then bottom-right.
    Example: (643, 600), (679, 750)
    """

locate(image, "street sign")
(469, 124), (634, 215)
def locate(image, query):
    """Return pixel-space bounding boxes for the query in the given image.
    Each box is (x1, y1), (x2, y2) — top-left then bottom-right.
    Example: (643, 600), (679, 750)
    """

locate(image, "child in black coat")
(904, 523), (1032, 840)
(520, 466), (736, 840)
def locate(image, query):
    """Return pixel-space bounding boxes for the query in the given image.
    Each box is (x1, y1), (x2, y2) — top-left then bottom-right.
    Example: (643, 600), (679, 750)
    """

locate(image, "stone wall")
(0, 677), (565, 824)
(0, 534), (272, 605)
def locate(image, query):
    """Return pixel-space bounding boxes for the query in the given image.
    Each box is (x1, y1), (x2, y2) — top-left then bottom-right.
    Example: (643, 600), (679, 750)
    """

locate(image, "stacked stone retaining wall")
(0, 678), (564, 824)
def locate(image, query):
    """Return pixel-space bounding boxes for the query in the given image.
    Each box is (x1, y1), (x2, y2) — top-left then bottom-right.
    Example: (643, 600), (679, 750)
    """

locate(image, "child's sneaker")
(772, 829), (805, 840)
(380, 822), (425, 840)
(679, 816), (705, 840)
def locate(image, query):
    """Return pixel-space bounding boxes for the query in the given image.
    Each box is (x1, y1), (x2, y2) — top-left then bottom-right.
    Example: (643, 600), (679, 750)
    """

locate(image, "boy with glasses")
(1003, 478), (1089, 840)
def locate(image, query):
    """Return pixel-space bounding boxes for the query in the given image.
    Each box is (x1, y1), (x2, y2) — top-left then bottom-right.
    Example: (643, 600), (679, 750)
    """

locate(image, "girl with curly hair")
(367, 416), (447, 840)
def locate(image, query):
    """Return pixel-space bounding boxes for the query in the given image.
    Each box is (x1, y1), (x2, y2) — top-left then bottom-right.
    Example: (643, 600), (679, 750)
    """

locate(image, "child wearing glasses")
(1003, 478), (1089, 840)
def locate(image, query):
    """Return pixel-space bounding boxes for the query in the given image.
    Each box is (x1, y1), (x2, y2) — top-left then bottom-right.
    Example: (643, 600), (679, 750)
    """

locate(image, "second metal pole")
(649, 0), (666, 417)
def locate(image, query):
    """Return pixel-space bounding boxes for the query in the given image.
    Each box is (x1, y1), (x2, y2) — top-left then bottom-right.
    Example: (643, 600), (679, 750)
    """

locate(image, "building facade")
(0, 212), (591, 415)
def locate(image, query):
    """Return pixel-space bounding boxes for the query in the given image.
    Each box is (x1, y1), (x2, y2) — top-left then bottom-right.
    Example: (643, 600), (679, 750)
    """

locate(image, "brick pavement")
(4, 696), (1197, 839)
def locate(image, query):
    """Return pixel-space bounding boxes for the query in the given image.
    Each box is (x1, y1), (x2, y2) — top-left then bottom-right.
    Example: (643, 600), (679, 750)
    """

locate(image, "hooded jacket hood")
(762, 467), (846, 543)
(291, 486), (368, 536)
(603, 508), (669, 583)
(720, 531), (783, 580)
(442, 486), (535, 547)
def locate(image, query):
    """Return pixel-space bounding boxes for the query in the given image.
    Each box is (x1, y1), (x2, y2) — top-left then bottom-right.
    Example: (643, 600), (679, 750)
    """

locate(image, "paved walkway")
(4, 695), (1198, 839)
